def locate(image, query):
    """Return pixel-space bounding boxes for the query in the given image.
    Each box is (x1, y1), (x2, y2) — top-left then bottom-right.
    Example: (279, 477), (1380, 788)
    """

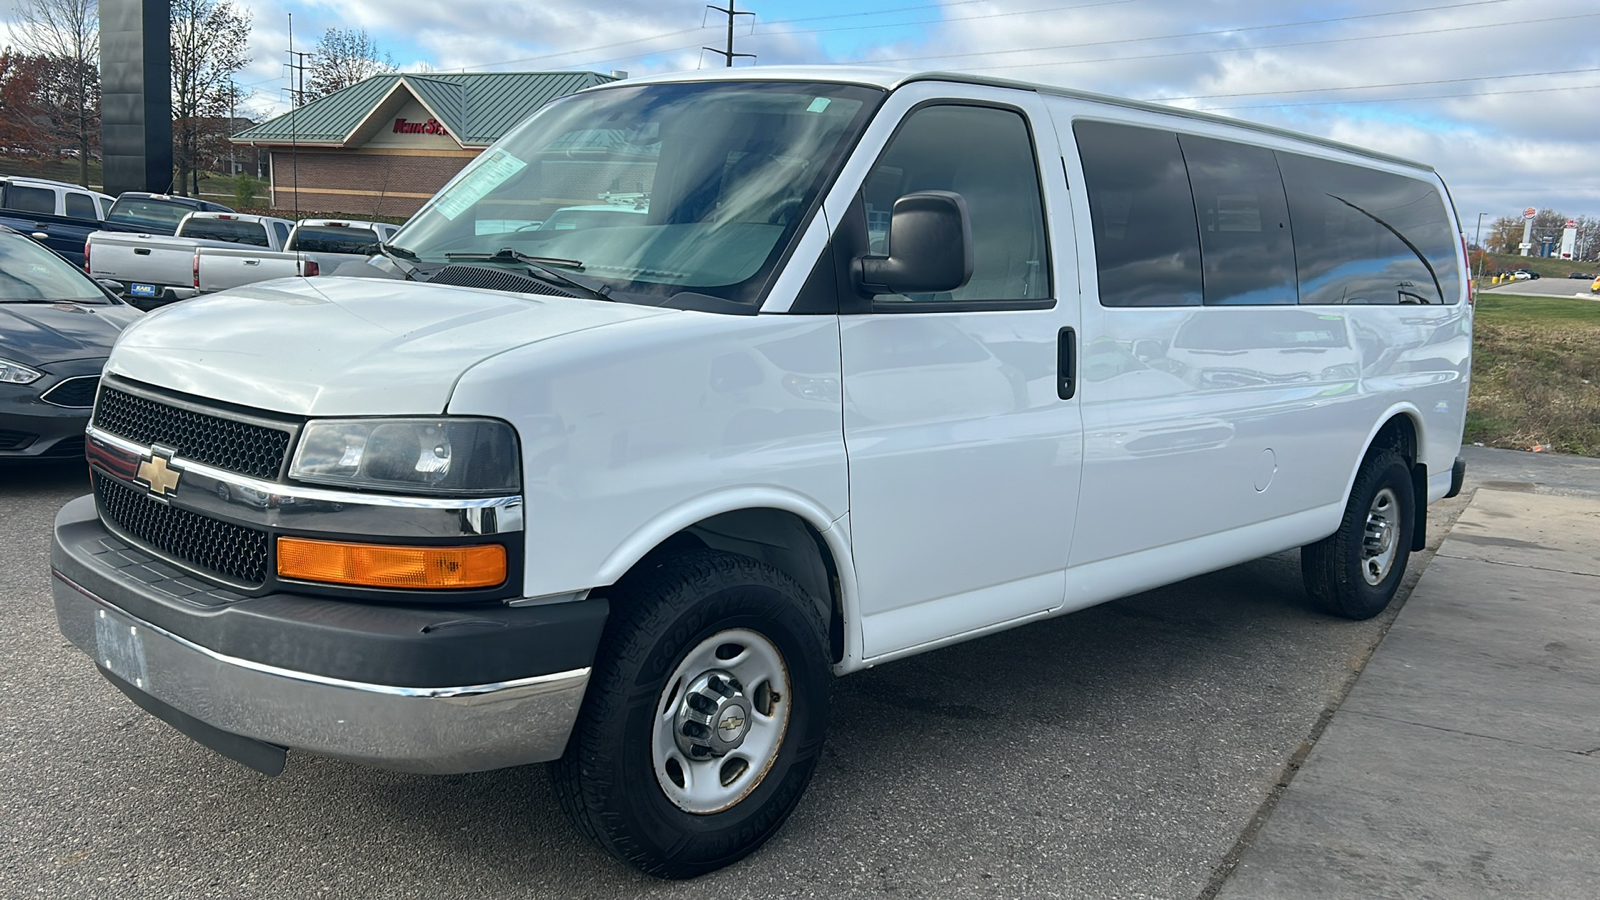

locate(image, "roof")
(231, 71), (617, 148)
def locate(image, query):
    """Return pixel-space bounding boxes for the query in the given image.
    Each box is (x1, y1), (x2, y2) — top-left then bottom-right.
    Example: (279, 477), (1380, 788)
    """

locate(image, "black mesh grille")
(428, 265), (576, 297)
(95, 474), (269, 585)
(40, 375), (100, 408)
(93, 387), (291, 480)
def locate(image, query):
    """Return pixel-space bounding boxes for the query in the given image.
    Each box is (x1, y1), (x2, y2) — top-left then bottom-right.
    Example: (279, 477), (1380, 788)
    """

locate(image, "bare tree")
(6, 0), (98, 187)
(307, 27), (395, 101)
(170, 0), (250, 196)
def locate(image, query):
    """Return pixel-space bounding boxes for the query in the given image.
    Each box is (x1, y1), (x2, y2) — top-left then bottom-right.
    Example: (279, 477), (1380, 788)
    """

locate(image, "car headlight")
(0, 357), (44, 385)
(290, 417), (520, 495)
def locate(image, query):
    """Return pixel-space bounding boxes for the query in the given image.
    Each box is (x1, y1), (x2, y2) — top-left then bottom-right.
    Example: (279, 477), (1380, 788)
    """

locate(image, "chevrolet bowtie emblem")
(136, 451), (183, 498)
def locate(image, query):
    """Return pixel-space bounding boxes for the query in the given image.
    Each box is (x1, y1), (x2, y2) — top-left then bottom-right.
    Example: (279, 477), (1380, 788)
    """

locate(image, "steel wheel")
(652, 628), (791, 814)
(1360, 487), (1400, 585)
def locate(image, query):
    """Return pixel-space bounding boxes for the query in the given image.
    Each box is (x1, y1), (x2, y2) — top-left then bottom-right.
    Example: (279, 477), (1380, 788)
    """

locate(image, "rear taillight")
(192, 251), (200, 288)
(303, 261), (319, 277)
(1462, 234), (1475, 304)
(83, 240), (90, 272)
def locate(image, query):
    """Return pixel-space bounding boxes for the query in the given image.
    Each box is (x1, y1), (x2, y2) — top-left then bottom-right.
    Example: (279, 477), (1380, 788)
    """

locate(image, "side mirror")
(855, 190), (973, 296)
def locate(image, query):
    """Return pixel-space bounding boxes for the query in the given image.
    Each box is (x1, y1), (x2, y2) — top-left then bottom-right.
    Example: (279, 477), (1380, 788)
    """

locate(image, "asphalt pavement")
(2, 446), (1596, 898)
(1480, 276), (1598, 298)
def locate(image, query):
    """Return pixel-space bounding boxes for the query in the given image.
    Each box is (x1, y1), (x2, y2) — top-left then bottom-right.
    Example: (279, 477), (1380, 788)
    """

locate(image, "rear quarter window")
(65, 192), (98, 219)
(3, 185), (57, 215)
(1278, 154), (1459, 305)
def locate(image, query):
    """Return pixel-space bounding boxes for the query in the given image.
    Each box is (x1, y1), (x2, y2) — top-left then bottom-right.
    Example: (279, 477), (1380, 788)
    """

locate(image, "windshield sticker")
(433, 149), (529, 220)
(806, 97), (831, 114)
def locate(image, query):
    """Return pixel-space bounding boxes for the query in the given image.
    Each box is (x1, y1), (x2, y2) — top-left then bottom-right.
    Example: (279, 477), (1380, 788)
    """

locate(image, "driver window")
(864, 104), (1050, 302)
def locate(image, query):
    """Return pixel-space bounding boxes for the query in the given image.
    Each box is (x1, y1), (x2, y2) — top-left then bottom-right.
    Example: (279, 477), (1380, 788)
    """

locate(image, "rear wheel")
(551, 550), (831, 878)
(1302, 444), (1415, 620)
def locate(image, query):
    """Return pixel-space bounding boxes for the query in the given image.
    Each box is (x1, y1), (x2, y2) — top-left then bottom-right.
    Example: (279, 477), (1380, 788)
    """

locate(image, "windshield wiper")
(443, 248), (613, 301)
(375, 242), (421, 280)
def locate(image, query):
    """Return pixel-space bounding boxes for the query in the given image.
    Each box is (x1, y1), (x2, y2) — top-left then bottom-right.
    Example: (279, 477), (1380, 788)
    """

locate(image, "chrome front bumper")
(54, 569), (591, 775)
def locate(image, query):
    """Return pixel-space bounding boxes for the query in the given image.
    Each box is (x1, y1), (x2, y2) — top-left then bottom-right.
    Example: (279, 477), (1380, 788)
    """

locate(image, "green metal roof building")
(231, 71), (617, 218)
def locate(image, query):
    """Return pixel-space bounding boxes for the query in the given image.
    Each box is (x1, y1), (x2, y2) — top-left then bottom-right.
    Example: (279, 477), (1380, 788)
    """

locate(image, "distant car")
(1510, 270), (1540, 280)
(1591, 275), (1600, 294)
(1568, 272), (1593, 279)
(537, 204), (648, 231)
(0, 225), (140, 459)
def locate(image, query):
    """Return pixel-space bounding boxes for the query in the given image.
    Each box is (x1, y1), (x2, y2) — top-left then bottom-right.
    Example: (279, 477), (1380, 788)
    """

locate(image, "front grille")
(428, 265), (576, 297)
(0, 429), (37, 451)
(93, 387), (291, 480)
(41, 375), (100, 408)
(95, 474), (269, 585)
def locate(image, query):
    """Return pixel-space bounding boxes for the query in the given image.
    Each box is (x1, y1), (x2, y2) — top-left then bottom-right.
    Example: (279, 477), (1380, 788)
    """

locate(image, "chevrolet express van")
(51, 67), (1471, 878)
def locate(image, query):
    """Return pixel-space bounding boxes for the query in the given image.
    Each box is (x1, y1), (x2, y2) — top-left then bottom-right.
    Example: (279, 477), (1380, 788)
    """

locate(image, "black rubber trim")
(101, 667), (287, 776)
(1410, 462), (1429, 552)
(1446, 456), (1466, 499)
(53, 495), (608, 689)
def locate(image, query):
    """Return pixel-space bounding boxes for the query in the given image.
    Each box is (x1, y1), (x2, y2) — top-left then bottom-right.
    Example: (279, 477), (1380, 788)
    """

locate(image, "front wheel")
(551, 550), (831, 878)
(1302, 445), (1416, 619)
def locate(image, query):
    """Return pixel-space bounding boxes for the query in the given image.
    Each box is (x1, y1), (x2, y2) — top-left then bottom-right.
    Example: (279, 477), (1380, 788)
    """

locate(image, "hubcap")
(652, 628), (791, 814)
(1361, 487), (1400, 586)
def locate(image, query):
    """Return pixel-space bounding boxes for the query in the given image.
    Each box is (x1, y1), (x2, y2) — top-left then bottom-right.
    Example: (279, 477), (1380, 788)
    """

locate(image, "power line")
(860, 0), (1517, 65)
(1157, 65), (1600, 102)
(1193, 81), (1600, 112)
(955, 10), (1599, 72)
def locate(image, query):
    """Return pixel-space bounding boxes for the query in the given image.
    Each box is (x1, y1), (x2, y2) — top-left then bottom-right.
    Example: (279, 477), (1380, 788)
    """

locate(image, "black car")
(0, 226), (141, 459)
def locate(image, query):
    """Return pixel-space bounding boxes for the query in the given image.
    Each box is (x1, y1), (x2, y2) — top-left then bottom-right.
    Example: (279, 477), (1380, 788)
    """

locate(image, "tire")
(1302, 444), (1415, 620)
(551, 550), (832, 878)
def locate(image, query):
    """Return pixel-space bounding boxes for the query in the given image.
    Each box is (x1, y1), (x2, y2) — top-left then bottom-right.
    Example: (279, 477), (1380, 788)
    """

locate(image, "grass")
(1466, 293), (1600, 456)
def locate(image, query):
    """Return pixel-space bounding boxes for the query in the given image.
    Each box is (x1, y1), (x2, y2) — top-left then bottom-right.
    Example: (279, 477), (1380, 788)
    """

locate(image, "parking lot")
(4, 458), (1481, 899)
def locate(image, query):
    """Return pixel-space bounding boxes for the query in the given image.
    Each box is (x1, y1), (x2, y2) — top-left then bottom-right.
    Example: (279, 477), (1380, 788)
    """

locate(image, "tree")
(170, 0), (250, 196)
(6, 0), (98, 187)
(306, 28), (395, 102)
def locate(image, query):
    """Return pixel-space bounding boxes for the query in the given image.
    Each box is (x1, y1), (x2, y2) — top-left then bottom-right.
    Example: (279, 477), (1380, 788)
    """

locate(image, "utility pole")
(704, 1), (755, 67)
(288, 51), (313, 107)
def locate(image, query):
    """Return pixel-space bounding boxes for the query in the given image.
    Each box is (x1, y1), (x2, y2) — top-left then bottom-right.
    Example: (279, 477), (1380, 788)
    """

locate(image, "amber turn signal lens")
(277, 537), (506, 589)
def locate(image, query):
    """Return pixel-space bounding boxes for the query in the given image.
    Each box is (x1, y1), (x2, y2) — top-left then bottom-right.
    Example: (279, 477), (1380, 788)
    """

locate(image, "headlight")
(0, 357), (44, 385)
(290, 417), (520, 495)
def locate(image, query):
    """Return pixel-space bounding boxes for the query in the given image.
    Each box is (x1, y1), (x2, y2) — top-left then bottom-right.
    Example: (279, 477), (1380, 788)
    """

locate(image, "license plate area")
(129, 283), (157, 298)
(94, 607), (149, 691)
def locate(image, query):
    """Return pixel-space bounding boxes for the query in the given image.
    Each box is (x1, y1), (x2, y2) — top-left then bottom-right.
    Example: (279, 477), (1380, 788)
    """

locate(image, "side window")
(1075, 121), (1202, 307)
(97, 196), (112, 219)
(1279, 153), (1459, 305)
(1177, 134), (1297, 305)
(65, 192), (97, 219)
(865, 104), (1050, 303)
(273, 221), (291, 246)
(3, 185), (58, 215)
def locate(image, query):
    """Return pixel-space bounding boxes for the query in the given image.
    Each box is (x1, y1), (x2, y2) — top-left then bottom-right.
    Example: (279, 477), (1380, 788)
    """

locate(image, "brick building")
(231, 71), (617, 218)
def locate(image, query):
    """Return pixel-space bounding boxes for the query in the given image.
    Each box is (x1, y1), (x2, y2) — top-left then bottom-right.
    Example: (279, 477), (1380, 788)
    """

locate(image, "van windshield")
(393, 81), (882, 307)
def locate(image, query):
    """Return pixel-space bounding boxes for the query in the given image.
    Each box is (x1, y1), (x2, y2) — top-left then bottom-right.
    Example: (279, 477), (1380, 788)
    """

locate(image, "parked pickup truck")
(102, 192), (234, 236)
(193, 219), (399, 294)
(0, 176), (117, 266)
(86, 211), (294, 308)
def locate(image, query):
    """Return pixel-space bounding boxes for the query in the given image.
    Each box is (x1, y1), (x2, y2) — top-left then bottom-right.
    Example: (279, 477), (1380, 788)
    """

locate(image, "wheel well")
(1368, 413), (1419, 467)
(615, 509), (845, 664)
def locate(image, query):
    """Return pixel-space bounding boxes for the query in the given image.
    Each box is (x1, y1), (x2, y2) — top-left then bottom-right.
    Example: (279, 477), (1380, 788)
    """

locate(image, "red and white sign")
(1566, 219), (1577, 228)
(393, 117), (450, 137)
(1523, 207), (1537, 219)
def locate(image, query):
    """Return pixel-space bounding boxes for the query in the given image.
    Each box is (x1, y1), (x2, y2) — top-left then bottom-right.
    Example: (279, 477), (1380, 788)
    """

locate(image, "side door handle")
(1057, 326), (1076, 400)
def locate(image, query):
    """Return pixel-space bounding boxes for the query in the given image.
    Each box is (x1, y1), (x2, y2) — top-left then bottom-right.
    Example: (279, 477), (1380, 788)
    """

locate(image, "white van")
(52, 67), (1471, 878)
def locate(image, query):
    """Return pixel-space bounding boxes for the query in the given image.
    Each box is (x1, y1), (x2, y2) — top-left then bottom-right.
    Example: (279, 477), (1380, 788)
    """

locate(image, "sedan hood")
(106, 276), (674, 416)
(0, 301), (141, 366)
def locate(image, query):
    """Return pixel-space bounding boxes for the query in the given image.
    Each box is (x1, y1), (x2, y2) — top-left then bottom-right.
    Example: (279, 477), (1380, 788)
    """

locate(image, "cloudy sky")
(7, 0), (1597, 230)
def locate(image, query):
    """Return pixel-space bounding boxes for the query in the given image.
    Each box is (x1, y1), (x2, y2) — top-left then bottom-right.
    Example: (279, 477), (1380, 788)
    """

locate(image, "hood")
(0, 301), (141, 366)
(105, 276), (673, 416)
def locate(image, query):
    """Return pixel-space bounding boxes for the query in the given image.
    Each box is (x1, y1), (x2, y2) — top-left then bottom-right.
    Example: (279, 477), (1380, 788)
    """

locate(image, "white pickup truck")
(85, 212), (294, 308)
(192, 219), (399, 295)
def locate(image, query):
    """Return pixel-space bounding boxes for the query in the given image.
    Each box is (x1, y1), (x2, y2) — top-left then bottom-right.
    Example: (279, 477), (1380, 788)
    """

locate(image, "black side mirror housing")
(855, 190), (973, 296)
